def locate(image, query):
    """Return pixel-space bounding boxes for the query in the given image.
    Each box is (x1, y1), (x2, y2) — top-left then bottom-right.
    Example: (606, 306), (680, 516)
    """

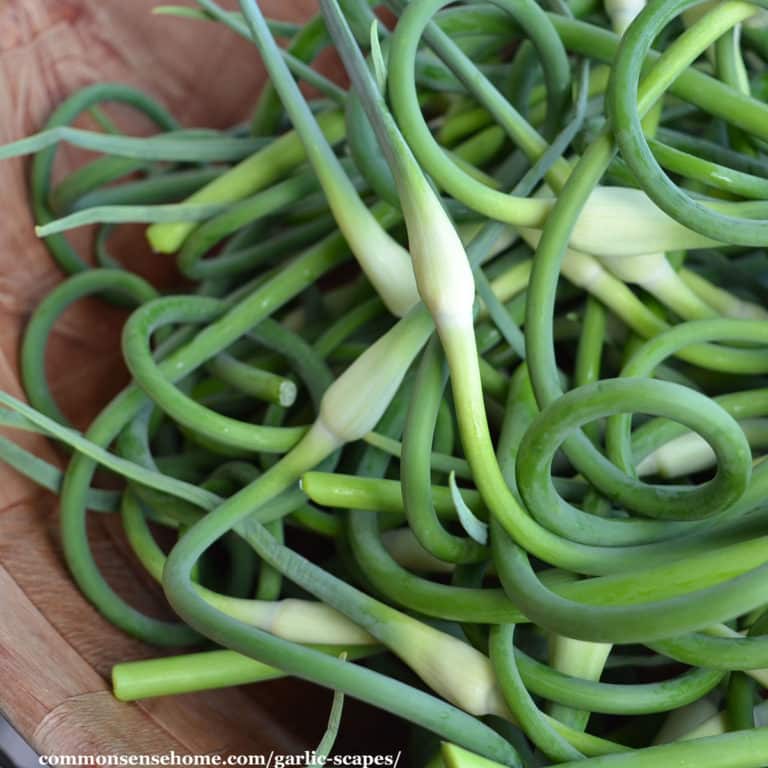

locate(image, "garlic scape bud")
(605, 0), (647, 35)
(317, 304), (434, 445)
(238, 0), (419, 316)
(204, 594), (375, 645)
(318, 0), (476, 335)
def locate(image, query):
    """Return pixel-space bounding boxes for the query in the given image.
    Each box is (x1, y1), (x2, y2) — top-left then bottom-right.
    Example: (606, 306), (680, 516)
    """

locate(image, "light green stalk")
(112, 646), (376, 701)
(146, 111), (346, 253)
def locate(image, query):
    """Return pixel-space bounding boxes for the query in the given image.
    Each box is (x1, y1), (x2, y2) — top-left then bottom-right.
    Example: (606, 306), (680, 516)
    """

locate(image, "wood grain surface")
(0, 0), (354, 758)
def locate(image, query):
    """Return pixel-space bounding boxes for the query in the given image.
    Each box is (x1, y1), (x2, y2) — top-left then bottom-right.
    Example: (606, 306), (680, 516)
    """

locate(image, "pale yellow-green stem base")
(147, 110), (346, 253)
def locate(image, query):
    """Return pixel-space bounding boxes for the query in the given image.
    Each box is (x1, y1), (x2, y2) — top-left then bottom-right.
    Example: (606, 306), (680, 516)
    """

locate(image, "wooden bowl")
(0, 1), (403, 758)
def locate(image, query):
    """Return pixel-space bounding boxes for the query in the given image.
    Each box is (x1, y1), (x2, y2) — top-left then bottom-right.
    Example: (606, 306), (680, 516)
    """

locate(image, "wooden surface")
(0, 0), (348, 758)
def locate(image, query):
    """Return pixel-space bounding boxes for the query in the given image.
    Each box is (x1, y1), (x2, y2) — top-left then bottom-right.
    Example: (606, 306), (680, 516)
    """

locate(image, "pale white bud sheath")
(318, 0), (477, 336)
(518, 180), (716, 265)
(202, 594), (376, 645)
(673, 702), (768, 742)
(546, 635), (612, 730)
(486, 249), (766, 323)
(525, 186), (718, 257)
(317, 304), (434, 444)
(124, 492), (374, 643)
(399, 166), (477, 330)
(389, 619), (508, 717)
(521, 224), (716, 321)
(637, 418), (768, 478)
(238, 0), (419, 317)
(679, 269), (768, 320)
(217, 306), (435, 513)
(589, 252), (717, 320)
(653, 698), (722, 744)
(605, 0), (647, 34)
(510, 230), (669, 348)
